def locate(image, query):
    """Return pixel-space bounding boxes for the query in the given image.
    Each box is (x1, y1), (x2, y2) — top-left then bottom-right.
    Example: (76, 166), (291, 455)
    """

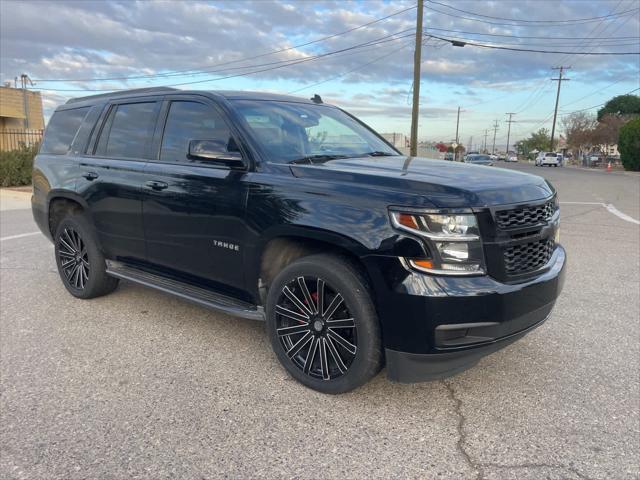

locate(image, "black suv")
(32, 88), (565, 393)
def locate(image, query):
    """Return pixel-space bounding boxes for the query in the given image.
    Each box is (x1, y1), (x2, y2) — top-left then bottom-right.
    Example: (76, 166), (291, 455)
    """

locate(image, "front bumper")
(362, 245), (566, 382)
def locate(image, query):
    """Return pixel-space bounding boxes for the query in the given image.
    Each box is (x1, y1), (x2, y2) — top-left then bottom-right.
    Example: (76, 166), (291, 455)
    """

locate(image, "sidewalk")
(563, 164), (640, 177)
(0, 188), (32, 211)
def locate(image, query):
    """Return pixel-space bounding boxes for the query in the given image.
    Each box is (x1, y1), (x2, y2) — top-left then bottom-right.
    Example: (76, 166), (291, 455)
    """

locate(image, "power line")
(423, 26), (639, 41)
(36, 32), (415, 92)
(425, 2), (639, 28)
(31, 4), (418, 83)
(559, 87), (640, 115)
(286, 41), (412, 94)
(426, 0), (639, 25)
(425, 34), (639, 55)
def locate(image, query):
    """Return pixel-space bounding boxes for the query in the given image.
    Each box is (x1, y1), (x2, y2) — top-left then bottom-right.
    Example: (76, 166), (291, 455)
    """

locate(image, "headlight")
(390, 209), (485, 275)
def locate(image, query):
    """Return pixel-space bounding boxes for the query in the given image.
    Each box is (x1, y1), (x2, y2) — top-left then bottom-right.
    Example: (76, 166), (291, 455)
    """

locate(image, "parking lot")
(1, 163), (638, 479)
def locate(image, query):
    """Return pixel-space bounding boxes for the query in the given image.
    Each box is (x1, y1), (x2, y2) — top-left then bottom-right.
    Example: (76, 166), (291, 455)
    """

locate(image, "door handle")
(145, 180), (169, 191)
(82, 172), (99, 181)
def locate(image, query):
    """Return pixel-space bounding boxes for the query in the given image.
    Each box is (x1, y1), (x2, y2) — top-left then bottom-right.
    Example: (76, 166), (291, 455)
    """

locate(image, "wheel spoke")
(64, 229), (78, 252)
(327, 329), (357, 355)
(325, 318), (355, 329)
(319, 338), (330, 380)
(275, 304), (309, 324)
(79, 265), (86, 289)
(65, 263), (79, 281)
(73, 264), (82, 288)
(277, 323), (310, 337)
(286, 331), (313, 358)
(59, 237), (75, 255)
(323, 293), (343, 320)
(58, 248), (75, 258)
(326, 335), (347, 374)
(61, 258), (75, 269)
(297, 277), (317, 314)
(304, 337), (319, 374)
(283, 286), (313, 317)
(316, 278), (325, 316)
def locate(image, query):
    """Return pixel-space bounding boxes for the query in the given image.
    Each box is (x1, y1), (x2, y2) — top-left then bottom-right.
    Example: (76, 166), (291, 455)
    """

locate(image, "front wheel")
(266, 254), (382, 394)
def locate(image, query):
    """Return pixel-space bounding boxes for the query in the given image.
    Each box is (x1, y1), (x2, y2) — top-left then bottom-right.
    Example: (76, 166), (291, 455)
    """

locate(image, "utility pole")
(550, 66), (570, 152)
(483, 129), (489, 152)
(454, 106), (461, 160)
(491, 120), (499, 154)
(409, 0), (424, 157)
(20, 73), (33, 130)
(468, 136), (473, 153)
(505, 113), (516, 153)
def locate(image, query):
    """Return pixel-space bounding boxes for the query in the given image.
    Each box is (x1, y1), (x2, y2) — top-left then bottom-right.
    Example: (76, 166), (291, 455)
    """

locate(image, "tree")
(516, 128), (552, 157)
(562, 112), (597, 158)
(592, 114), (628, 153)
(597, 94), (640, 121)
(618, 118), (640, 171)
(435, 142), (448, 152)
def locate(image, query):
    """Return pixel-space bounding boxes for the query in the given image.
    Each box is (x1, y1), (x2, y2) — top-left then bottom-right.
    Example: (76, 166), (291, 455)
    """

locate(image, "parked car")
(489, 154), (498, 162)
(506, 153), (518, 162)
(464, 154), (494, 166)
(32, 88), (565, 393)
(498, 153), (507, 161)
(536, 152), (560, 167)
(444, 152), (454, 161)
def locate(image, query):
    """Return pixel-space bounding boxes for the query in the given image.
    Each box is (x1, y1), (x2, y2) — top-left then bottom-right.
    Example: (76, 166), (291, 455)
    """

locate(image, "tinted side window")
(96, 102), (158, 159)
(160, 101), (233, 162)
(40, 107), (90, 155)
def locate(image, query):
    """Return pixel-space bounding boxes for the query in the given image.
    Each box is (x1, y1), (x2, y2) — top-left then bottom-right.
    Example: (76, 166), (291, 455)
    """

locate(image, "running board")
(106, 261), (265, 321)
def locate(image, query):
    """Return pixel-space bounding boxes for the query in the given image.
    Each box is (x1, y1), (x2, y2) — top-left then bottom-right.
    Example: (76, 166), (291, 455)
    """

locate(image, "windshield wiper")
(290, 154), (350, 164)
(363, 151), (398, 157)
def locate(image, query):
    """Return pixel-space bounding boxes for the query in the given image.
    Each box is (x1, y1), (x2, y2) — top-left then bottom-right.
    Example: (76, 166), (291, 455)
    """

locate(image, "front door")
(142, 98), (249, 294)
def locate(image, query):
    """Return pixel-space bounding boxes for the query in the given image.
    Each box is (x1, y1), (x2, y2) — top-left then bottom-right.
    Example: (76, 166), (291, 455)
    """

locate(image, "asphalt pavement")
(1, 163), (638, 479)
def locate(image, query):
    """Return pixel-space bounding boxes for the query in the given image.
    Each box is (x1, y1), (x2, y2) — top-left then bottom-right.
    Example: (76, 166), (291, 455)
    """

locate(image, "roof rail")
(65, 87), (178, 104)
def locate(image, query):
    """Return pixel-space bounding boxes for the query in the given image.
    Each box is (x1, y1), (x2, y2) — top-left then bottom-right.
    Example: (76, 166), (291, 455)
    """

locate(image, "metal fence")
(0, 129), (43, 152)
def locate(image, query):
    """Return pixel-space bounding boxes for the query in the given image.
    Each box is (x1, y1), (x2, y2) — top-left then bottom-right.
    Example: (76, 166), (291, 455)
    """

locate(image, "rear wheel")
(54, 214), (118, 299)
(266, 254), (382, 394)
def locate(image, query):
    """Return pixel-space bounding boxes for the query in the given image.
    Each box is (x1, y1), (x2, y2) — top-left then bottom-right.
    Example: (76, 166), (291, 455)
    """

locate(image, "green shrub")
(0, 144), (38, 187)
(618, 118), (640, 171)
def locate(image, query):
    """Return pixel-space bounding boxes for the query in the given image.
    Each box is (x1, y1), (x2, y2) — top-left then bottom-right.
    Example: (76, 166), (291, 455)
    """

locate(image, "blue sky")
(1, 0), (638, 150)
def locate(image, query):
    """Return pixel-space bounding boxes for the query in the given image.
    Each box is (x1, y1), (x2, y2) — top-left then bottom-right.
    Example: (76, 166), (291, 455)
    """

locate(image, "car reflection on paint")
(463, 154), (494, 166)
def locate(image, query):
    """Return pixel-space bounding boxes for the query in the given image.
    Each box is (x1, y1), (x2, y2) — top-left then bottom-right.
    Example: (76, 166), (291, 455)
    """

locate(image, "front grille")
(503, 238), (554, 276)
(495, 201), (555, 229)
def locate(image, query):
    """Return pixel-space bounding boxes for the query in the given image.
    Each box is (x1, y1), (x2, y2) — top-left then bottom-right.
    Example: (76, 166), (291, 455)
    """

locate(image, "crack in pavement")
(442, 380), (595, 480)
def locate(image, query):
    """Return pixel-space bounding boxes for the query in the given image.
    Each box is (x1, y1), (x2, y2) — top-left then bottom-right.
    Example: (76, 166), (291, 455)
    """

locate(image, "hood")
(289, 156), (554, 208)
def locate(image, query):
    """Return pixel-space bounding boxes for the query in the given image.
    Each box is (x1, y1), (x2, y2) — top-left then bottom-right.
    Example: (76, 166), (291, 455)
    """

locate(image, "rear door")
(78, 98), (161, 261)
(142, 96), (249, 293)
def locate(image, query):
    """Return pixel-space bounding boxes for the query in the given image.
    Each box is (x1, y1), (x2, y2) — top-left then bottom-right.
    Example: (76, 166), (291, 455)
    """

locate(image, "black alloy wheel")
(266, 254), (382, 394)
(275, 276), (357, 381)
(57, 227), (90, 290)
(54, 213), (119, 299)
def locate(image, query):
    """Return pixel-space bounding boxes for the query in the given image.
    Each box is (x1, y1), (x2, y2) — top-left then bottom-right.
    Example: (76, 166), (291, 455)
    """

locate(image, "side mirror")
(188, 139), (245, 168)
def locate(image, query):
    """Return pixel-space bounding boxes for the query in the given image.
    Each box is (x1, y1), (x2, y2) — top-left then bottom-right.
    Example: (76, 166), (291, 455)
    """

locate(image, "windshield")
(230, 100), (398, 163)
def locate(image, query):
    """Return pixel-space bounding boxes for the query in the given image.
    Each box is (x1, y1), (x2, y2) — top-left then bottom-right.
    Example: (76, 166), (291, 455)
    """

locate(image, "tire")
(266, 254), (382, 394)
(54, 213), (119, 299)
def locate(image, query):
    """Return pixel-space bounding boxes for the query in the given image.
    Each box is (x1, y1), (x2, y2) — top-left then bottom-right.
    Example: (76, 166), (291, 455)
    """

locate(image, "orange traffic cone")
(607, 161), (612, 172)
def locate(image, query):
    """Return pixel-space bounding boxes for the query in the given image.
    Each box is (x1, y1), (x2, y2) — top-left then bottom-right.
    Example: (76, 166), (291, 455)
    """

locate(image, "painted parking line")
(0, 231), (42, 242)
(561, 202), (640, 225)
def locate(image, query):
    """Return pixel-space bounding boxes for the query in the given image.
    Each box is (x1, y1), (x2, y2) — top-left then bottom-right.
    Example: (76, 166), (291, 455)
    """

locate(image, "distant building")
(380, 132), (407, 148)
(0, 86), (44, 151)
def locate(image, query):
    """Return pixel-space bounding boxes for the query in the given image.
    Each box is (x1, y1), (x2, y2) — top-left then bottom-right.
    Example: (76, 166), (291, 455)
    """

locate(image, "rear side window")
(160, 101), (233, 162)
(40, 107), (90, 155)
(95, 102), (158, 159)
